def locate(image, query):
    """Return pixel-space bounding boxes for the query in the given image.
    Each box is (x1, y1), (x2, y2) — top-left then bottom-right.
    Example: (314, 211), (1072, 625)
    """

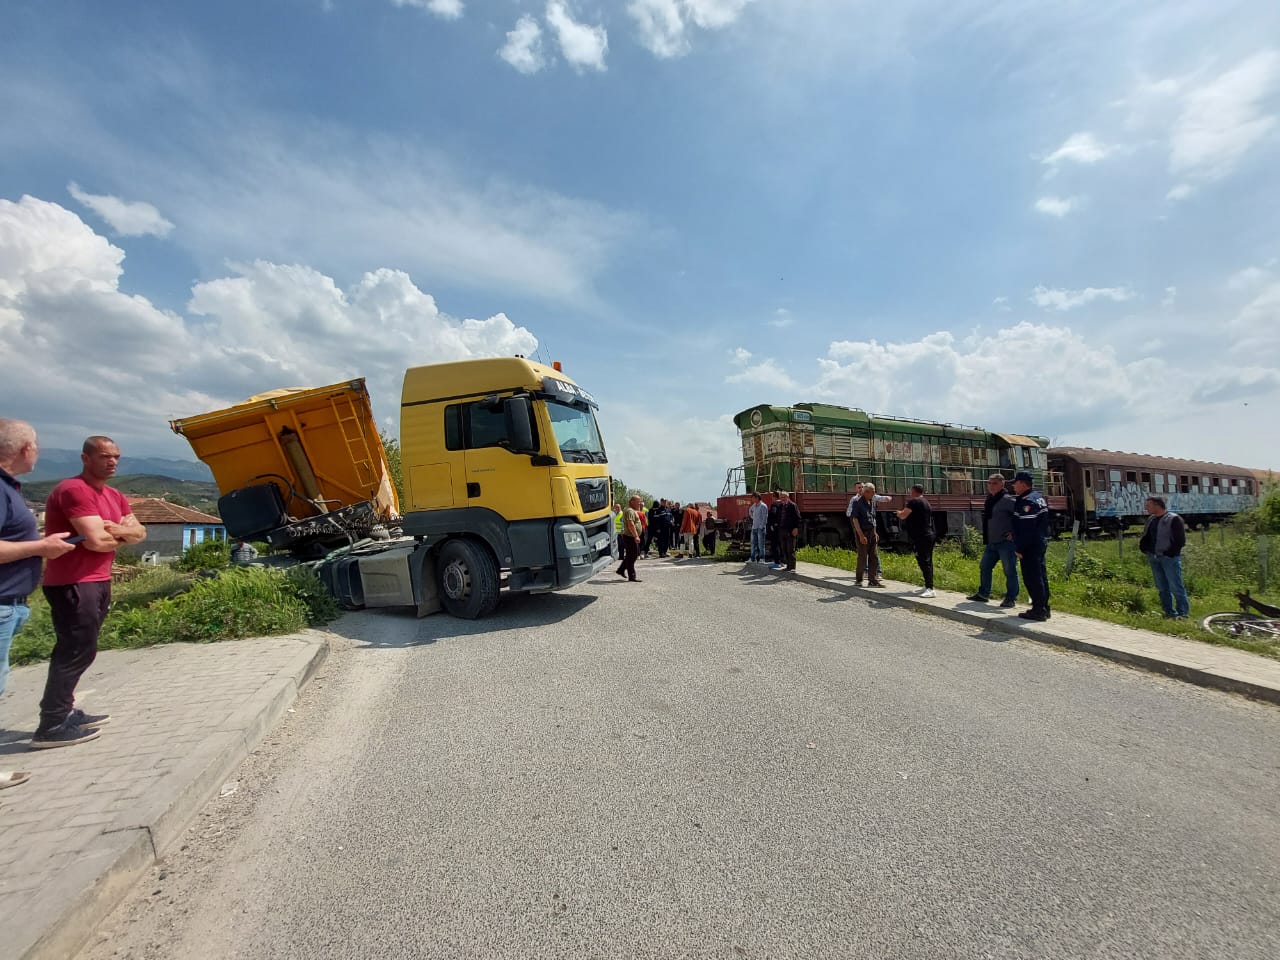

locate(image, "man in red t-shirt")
(33, 436), (147, 749)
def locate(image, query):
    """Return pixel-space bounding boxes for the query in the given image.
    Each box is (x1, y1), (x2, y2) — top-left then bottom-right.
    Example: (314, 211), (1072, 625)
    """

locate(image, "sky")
(1, 0), (1278, 503)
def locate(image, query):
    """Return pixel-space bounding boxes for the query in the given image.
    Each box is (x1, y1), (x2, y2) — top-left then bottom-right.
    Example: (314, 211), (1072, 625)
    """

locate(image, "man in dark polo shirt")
(33, 436), (147, 749)
(0, 420), (77, 782)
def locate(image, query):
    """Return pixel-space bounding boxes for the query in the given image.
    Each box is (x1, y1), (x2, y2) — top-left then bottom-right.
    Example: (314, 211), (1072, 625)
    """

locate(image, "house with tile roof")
(125, 497), (226, 559)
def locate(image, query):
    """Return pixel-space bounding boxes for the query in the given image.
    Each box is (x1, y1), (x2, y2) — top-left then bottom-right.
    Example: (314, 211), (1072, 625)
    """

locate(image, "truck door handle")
(467, 482), (481, 498)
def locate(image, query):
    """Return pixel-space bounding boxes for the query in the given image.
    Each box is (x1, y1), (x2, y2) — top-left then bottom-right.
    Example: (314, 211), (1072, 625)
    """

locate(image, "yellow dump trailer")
(171, 380), (397, 554)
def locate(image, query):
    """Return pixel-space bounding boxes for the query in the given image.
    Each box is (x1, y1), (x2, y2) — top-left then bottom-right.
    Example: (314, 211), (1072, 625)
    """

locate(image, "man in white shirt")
(846, 482), (891, 581)
(748, 492), (769, 563)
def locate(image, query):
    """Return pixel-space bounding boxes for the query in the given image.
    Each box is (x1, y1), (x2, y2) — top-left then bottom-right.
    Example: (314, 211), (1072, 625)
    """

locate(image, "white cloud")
(628, 0), (753, 58)
(1161, 286), (1177, 307)
(1042, 131), (1113, 169)
(992, 296), (1010, 312)
(1231, 280), (1280, 360)
(1166, 183), (1194, 201)
(602, 408), (739, 503)
(1169, 50), (1279, 184)
(1227, 264), (1271, 290)
(1029, 284), (1135, 311)
(1034, 195), (1078, 217)
(0, 196), (539, 455)
(629, 0), (689, 58)
(768, 307), (794, 328)
(500, 16), (547, 74)
(546, 1), (608, 72)
(67, 181), (174, 237)
(725, 346), (798, 391)
(392, 0), (464, 20)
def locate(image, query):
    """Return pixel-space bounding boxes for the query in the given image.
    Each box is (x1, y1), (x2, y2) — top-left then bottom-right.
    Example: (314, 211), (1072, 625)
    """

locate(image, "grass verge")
(795, 534), (1280, 661)
(11, 565), (339, 665)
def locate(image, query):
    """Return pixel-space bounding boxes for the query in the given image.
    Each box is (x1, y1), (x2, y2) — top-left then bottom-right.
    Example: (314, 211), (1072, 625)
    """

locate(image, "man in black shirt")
(772, 491), (802, 571)
(896, 484), (935, 598)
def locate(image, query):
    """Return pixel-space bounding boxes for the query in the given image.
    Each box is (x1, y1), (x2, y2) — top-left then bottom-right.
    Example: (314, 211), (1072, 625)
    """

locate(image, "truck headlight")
(563, 530), (586, 548)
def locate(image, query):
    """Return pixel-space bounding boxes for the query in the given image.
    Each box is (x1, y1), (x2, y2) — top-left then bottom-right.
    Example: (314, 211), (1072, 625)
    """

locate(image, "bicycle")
(1201, 591), (1280, 641)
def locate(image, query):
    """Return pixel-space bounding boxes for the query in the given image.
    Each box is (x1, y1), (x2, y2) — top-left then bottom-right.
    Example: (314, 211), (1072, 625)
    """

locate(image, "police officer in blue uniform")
(1011, 470), (1052, 621)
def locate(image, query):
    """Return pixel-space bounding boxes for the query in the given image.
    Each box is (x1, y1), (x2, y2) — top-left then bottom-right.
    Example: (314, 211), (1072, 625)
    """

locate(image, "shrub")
(105, 567), (308, 648)
(284, 566), (341, 625)
(175, 538), (231, 571)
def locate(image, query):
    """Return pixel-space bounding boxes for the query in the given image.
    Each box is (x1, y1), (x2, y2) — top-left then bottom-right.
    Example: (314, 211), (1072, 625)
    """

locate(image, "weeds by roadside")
(10, 565), (339, 665)
(796, 533), (1279, 661)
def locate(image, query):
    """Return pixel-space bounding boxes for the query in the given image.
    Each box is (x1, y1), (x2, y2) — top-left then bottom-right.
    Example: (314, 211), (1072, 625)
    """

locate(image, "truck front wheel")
(437, 539), (500, 619)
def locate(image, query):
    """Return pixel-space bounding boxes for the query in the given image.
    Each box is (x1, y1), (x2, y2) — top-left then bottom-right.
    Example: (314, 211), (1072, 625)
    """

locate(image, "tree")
(380, 429), (404, 507)
(611, 478), (655, 509)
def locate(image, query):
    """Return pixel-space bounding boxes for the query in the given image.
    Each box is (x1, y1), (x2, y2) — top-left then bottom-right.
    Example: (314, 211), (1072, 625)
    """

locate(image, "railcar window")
(1141, 472), (1151, 485)
(1126, 471), (1137, 483)
(1084, 472), (1092, 488)
(1153, 474), (1164, 492)
(1179, 475), (1190, 493)
(1109, 469), (1121, 484)
(1246, 480), (1254, 495)
(1168, 473), (1176, 489)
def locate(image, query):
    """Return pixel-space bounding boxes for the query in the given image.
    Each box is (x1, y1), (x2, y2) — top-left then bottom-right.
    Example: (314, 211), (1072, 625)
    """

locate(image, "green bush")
(175, 538), (230, 571)
(284, 566), (341, 625)
(10, 563), (340, 664)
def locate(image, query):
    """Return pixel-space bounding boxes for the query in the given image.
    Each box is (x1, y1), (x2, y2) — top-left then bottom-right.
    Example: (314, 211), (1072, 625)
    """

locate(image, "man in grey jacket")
(967, 474), (1020, 608)
(1139, 497), (1189, 619)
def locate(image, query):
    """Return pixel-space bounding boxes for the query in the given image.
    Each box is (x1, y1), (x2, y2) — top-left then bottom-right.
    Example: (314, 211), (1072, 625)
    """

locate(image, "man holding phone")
(33, 436), (146, 749)
(1, 420), (78, 783)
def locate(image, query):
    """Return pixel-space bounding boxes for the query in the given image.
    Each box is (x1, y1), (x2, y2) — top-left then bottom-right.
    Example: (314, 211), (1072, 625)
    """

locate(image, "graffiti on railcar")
(1093, 483), (1257, 518)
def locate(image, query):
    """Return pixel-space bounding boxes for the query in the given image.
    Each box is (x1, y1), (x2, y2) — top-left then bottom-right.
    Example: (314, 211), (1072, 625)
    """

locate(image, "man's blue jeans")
(0, 602), (32, 698)
(978, 541), (1020, 601)
(1149, 555), (1190, 618)
(750, 528), (766, 561)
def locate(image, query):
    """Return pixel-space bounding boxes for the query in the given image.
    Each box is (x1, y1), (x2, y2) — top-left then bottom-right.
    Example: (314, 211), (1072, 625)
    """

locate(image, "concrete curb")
(19, 633), (331, 960)
(784, 567), (1280, 706)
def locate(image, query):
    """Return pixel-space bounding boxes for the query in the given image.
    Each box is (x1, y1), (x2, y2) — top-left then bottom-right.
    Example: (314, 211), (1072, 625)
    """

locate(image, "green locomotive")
(718, 402), (1068, 547)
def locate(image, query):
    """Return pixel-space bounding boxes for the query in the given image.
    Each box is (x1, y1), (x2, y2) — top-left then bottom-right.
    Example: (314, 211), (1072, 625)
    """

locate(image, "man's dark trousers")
(913, 535), (935, 589)
(1018, 540), (1049, 613)
(39, 581), (111, 731)
(616, 536), (640, 581)
(779, 531), (797, 570)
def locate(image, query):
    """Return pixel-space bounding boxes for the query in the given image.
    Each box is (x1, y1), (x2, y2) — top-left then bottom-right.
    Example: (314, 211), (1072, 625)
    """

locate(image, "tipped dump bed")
(171, 379), (398, 521)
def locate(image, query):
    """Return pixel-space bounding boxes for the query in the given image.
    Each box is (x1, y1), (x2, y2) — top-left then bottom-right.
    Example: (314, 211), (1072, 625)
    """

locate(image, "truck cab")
(398, 358), (615, 616)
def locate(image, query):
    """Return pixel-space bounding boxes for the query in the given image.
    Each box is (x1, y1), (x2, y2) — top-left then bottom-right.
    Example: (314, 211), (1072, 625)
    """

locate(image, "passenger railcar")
(1048, 447), (1261, 532)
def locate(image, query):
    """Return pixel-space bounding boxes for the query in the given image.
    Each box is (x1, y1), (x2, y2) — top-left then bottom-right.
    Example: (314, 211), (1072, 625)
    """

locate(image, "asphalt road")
(83, 558), (1280, 960)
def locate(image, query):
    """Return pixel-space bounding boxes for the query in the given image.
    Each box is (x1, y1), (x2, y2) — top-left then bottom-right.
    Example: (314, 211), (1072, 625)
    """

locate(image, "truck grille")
(576, 478), (609, 513)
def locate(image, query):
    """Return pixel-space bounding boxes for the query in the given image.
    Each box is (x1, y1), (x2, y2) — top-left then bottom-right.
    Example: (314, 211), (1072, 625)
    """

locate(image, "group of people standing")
(966, 471), (1053, 621)
(614, 497), (720, 582)
(746, 489), (801, 571)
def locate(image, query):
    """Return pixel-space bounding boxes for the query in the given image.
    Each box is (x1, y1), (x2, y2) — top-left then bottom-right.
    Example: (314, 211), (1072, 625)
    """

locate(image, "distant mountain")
(23, 474), (222, 515)
(28, 448), (214, 483)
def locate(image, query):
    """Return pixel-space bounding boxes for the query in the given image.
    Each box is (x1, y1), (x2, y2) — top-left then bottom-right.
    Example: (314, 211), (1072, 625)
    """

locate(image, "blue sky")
(2, 0), (1278, 501)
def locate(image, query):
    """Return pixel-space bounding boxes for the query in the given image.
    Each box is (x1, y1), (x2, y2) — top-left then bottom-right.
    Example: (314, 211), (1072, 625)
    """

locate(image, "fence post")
(1117, 525), (1123, 560)
(1200, 525), (1208, 546)
(1064, 519), (1081, 578)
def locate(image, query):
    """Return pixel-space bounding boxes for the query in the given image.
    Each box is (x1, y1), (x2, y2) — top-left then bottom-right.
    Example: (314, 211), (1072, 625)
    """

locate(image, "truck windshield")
(547, 400), (607, 463)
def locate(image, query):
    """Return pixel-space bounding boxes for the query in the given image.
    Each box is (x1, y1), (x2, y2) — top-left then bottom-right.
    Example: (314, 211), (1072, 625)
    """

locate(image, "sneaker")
(854, 580), (863, 587)
(999, 598), (1017, 608)
(967, 593), (989, 603)
(920, 589), (936, 598)
(30, 723), (101, 750)
(769, 563), (784, 570)
(1018, 609), (1048, 622)
(67, 708), (110, 730)
(0, 771), (31, 790)
(867, 581), (885, 588)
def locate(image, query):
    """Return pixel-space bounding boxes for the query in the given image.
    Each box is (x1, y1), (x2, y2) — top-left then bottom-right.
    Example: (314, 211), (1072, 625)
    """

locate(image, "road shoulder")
(0, 632), (329, 960)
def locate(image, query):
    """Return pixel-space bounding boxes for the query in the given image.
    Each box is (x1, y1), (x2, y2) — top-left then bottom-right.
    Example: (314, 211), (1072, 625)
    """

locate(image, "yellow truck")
(171, 358), (616, 618)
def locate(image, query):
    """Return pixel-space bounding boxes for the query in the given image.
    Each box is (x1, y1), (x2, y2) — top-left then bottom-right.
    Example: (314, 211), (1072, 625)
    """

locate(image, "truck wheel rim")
(443, 561), (470, 599)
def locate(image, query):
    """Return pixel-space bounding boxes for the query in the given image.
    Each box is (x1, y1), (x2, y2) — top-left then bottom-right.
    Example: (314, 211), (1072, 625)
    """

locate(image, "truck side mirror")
(506, 396), (535, 453)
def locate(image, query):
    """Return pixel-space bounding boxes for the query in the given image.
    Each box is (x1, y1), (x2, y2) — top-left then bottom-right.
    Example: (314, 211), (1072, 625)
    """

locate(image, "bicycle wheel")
(1201, 612), (1275, 639)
